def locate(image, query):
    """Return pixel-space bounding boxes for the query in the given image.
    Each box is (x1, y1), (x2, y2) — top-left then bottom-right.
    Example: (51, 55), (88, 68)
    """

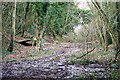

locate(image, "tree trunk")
(95, 17), (106, 50)
(35, 3), (49, 51)
(103, 23), (108, 51)
(114, 2), (120, 62)
(61, 4), (70, 35)
(21, 2), (29, 37)
(91, 0), (116, 44)
(7, 1), (16, 52)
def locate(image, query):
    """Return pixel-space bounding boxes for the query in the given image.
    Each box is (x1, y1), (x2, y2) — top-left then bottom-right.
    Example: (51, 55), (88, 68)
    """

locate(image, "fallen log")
(14, 36), (33, 46)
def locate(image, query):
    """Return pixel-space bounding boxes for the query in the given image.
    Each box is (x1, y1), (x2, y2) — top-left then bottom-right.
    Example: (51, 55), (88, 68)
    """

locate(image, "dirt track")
(2, 42), (111, 80)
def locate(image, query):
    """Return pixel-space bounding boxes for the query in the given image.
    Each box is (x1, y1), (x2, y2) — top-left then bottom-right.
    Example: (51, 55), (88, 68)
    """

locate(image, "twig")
(76, 47), (96, 59)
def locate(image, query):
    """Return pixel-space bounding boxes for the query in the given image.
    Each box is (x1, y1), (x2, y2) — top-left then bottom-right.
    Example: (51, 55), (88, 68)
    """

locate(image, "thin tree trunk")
(35, 3), (49, 51)
(95, 17), (105, 50)
(114, 2), (120, 62)
(102, 21), (108, 51)
(7, 1), (16, 52)
(91, 0), (116, 44)
(21, 2), (29, 37)
(88, 2), (107, 50)
(61, 4), (70, 35)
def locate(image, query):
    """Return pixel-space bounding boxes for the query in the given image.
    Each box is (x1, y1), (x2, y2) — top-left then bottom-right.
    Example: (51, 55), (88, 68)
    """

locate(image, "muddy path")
(2, 42), (112, 80)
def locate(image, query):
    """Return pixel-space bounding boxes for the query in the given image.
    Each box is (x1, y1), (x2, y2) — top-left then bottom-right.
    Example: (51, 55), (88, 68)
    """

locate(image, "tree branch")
(76, 47), (96, 59)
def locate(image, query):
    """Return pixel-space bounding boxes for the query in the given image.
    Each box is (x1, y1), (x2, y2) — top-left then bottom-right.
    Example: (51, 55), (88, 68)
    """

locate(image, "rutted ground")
(2, 42), (113, 80)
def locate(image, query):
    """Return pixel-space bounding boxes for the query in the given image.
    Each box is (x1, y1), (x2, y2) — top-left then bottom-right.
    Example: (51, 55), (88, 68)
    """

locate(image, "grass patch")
(21, 49), (54, 61)
(111, 69), (119, 80)
(68, 51), (115, 65)
(3, 48), (55, 62)
(2, 49), (16, 58)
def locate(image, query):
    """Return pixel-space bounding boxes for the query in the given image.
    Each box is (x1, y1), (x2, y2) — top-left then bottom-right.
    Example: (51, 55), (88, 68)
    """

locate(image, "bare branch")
(76, 47), (96, 59)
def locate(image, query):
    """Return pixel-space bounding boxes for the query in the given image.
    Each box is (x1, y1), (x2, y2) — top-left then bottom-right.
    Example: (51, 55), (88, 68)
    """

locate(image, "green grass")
(2, 49), (16, 58)
(68, 51), (115, 65)
(111, 69), (119, 80)
(2, 48), (55, 62)
(19, 49), (55, 61)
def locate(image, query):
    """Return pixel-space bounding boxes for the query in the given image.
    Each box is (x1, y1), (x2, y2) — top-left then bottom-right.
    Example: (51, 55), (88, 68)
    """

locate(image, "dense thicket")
(2, 2), (92, 52)
(2, 2), (119, 62)
(90, 1), (120, 61)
